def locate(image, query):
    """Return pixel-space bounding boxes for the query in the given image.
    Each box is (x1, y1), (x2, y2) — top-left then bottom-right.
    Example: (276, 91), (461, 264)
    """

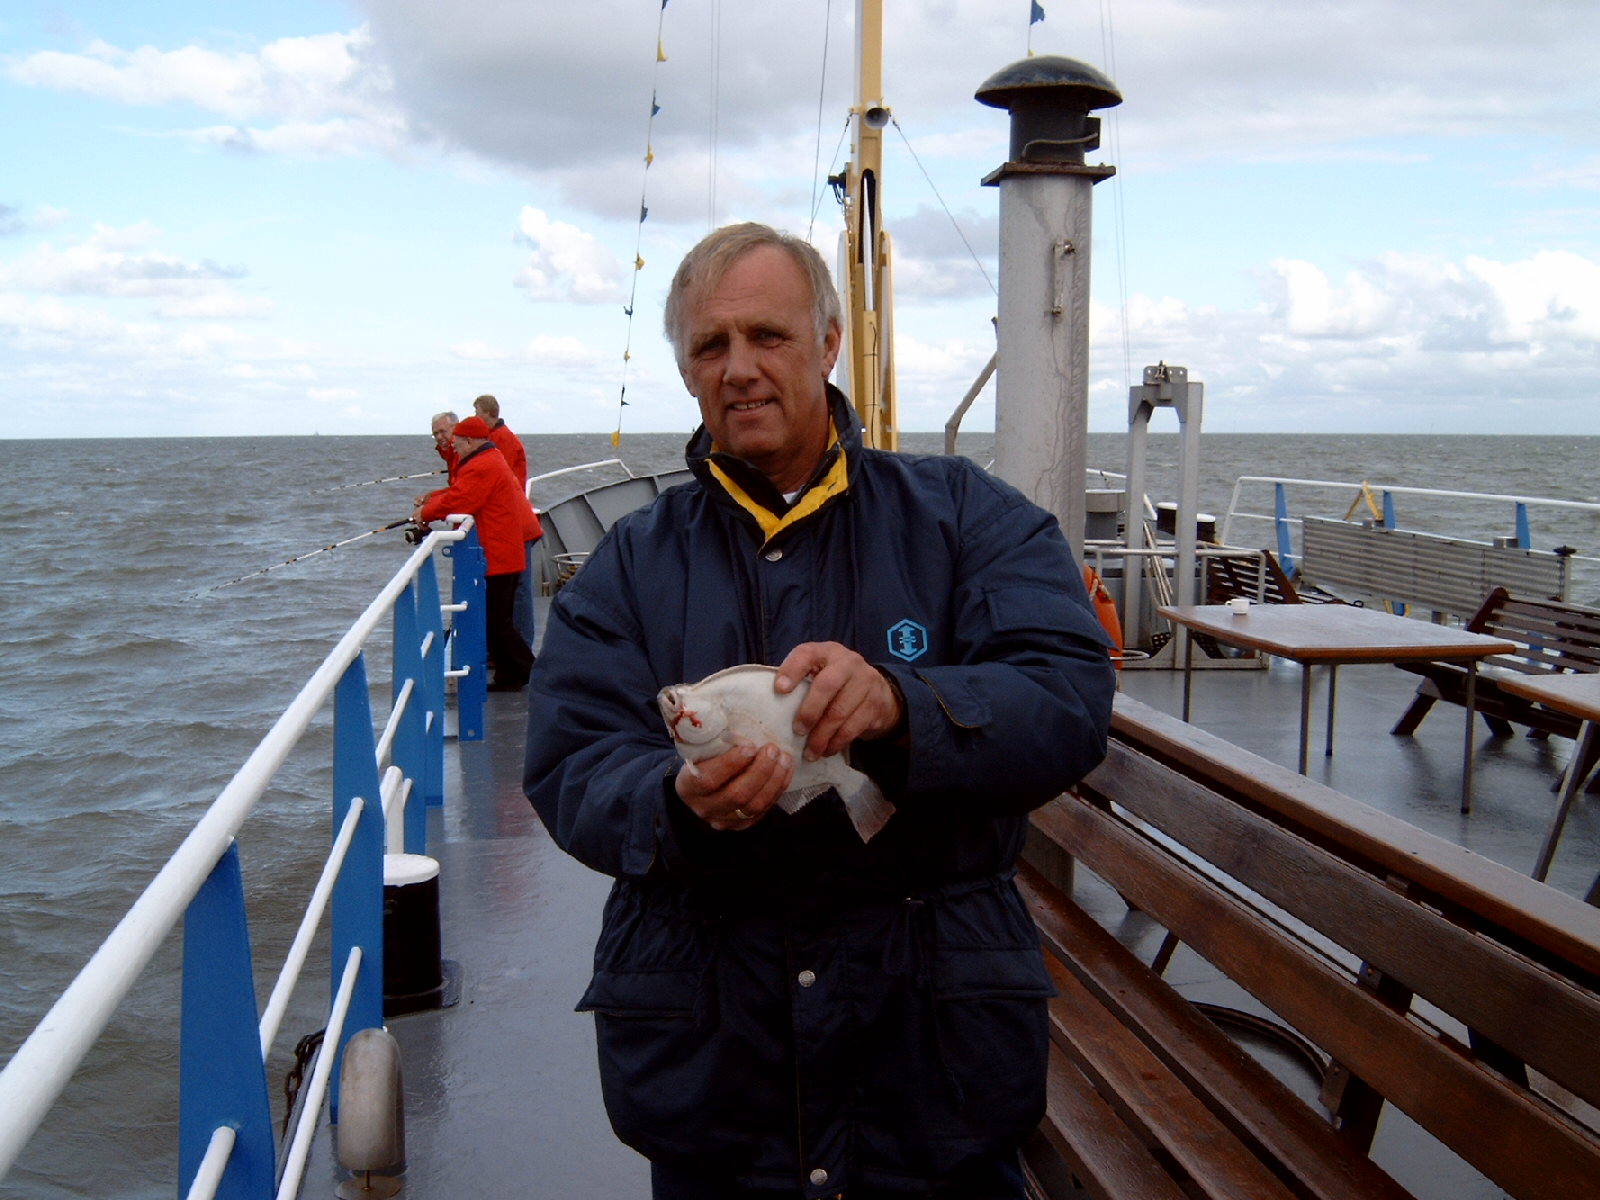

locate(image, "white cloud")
(1084, 248), (1600, 429)
(451, 340), (509, 361)
(511, 207), (624, 305)
(6, 28), (408, 160)
(0, 222), (252, 303)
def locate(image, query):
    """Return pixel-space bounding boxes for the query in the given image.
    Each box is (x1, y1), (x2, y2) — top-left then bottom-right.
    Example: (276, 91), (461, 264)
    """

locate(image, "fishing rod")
(196, 519), (415, 595)
(320, 468), (446, 493)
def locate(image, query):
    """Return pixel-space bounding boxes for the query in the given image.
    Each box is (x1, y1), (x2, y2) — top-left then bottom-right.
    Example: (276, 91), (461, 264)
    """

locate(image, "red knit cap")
(451, 416), (492, 439)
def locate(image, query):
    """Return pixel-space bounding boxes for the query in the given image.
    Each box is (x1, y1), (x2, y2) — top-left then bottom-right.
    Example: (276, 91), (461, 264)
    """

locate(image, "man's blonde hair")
(663, 223), (842, 369)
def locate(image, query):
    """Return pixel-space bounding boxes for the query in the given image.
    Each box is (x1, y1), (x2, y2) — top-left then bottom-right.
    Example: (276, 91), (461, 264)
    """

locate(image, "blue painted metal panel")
(1274, 483), (1295, 573)
(450, 528), (487, 742)
(1382, 490), (1397, 530)
(416, 555), (447, 810)
(330, 656), (386, 1120)
(179, 843), (274, 1200)
(392, 580), (429, 854)
(1516, 502), (1531, 549)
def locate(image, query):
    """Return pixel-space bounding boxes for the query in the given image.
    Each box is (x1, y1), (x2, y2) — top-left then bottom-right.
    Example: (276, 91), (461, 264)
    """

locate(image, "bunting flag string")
(614, 1), (673, 449)
(1028, 1), (1045, 55)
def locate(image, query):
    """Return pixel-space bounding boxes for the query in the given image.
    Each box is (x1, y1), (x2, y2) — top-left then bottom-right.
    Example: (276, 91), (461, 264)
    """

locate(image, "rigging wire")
(613, 0), (675, 450)
(810, 117), (852, 233)
(806, 0), (835, 243)
(890, 117), (997, 298)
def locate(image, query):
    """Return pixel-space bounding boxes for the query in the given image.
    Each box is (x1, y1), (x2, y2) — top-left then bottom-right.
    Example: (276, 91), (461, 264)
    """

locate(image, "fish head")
(657, 683), (727, 748)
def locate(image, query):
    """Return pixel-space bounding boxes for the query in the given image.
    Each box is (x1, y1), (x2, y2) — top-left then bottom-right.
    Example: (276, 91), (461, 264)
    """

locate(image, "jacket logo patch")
(887, 619), (928, 662)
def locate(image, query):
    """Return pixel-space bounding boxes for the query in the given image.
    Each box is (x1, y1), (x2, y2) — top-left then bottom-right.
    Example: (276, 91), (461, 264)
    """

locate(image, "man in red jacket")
(412, 416), (538, 692)
(471, 393), (537, 649)
(430, 410), (460, 480)
(472, 394), (527, 489)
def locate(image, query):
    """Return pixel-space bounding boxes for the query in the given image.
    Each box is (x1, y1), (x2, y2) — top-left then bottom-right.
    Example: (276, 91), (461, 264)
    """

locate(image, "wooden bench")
(1205, 548), (1344, 607)
(1017, 694), (1600, 1200)
(1392, 588), (1600, 791)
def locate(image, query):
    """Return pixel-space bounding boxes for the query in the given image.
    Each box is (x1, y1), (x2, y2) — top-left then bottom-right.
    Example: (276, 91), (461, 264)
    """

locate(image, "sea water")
(1, 430), (1597, 1197)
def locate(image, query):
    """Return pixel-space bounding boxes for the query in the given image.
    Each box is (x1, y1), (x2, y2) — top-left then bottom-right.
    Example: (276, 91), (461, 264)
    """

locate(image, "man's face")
(431, 418), (453, 447)
(679, 245), (841, 494)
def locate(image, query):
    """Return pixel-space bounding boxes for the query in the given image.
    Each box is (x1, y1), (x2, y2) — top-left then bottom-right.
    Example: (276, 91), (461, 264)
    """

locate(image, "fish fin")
(776, 783), (832, 815)
(838, 776), (895, 843)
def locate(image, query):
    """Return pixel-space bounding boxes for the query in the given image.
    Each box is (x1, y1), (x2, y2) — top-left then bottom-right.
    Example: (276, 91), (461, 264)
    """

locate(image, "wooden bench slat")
(1077, 740), (1600, 1109)
(1039, 950), (1304, 1200)
(1019, 864), (1418, 1200)
(1034, 1047), (1194, 1200)
(1032, 797), (1600, 1200)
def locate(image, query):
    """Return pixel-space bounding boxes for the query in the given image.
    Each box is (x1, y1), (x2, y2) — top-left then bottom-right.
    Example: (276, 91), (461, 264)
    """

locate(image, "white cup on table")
(1228, 597), (1251, 616)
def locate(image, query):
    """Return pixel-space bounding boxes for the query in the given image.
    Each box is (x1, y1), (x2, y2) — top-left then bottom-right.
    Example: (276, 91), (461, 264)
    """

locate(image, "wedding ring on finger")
(732, 807), (751, 820)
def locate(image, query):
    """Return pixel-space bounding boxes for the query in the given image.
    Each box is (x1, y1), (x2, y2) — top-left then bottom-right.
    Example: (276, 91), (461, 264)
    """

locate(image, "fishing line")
(194, 520), (413, 596)
(318, 468), (444, 493)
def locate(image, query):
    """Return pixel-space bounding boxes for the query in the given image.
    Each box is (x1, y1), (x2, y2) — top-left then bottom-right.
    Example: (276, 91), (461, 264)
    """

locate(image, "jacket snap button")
(797, 969), (817, 988)
(764, 548), (783, 562)
(809, 1167), (829, 1186)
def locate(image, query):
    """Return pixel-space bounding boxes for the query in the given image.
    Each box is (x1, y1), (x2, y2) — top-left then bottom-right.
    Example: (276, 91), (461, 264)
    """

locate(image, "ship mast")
(839, 0), (897, 450)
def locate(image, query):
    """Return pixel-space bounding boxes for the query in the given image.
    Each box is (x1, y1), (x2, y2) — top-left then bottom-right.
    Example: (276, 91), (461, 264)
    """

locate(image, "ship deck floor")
(310, 628), (1600, 1199)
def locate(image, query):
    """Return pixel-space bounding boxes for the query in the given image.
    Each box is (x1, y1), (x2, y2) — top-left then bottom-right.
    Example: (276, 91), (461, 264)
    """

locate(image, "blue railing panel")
(417, 555), (447, 809)
(329, 657), (387, 1121)
(450, 529), (487, 741)
(392, 580), (429, 854)
(179, 843), (274, 1200)
(1274, 483), (1294, 572)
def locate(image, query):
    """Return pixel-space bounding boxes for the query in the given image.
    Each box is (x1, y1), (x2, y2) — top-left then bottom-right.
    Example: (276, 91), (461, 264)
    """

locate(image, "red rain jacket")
(487, 419), (528, 490)
(419, 443), (540, 576)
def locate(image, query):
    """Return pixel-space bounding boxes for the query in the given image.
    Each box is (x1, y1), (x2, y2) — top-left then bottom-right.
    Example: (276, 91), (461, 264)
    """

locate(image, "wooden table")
(1159, 603), (1517, 808)
(1495, 671), (1600, 900)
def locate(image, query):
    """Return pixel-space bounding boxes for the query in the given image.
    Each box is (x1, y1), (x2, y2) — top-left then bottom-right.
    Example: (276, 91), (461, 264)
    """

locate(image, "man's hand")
(675, 741), (793, 831)
(776, 642), (903, 762)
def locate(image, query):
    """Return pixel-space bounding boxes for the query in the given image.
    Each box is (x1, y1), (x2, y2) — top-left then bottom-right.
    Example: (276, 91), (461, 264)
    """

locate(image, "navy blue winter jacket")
(524, 390), (1115, 1195)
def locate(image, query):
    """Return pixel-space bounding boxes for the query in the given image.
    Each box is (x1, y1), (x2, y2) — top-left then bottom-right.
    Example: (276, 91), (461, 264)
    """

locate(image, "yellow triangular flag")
(635, 255), (645, 271)
(657, 40), (667, 62)
(645, 146), (654, 167)
(611, 428), (621, 448)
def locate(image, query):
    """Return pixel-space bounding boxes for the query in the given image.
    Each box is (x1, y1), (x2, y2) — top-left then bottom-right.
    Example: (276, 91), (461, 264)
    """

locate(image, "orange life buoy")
(1082, 564), (1125, 669)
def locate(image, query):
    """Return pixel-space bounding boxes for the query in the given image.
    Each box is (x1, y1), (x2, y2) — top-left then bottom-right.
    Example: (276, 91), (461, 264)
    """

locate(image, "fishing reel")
(403, 522), (433, 545)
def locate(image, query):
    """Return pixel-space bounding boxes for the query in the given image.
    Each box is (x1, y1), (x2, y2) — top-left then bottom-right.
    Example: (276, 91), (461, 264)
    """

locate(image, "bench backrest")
(1204, 551), (1302, 605)
(1468, 587), (1600, 676)
(1299, 517), (1571, 618)
(1030, 695), (1600, 1200)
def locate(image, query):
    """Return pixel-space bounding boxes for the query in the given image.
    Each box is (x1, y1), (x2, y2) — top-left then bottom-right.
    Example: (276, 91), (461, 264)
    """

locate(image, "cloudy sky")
(4, 0), (1598, 438)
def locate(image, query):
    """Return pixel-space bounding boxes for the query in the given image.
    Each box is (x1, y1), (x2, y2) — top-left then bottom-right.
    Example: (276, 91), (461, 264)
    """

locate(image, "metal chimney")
(977, 56), (1120, 558)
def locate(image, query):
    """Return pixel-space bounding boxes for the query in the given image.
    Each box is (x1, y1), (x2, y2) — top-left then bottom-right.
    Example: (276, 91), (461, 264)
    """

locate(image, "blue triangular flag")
(1031, 1), (1045, 23)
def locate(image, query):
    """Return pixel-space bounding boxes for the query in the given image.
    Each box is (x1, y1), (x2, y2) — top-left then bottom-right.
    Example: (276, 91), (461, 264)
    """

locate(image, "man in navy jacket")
(524, 223), (1114, 1199)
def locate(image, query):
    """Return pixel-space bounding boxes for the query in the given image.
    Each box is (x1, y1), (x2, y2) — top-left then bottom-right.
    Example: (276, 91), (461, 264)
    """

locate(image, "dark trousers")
(485, 571), (533, 687)
(649, 1153), (1026, 1200)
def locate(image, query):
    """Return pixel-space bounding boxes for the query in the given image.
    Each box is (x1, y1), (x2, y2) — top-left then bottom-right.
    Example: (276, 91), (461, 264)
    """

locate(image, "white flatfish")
(657, 664), (895, 842)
